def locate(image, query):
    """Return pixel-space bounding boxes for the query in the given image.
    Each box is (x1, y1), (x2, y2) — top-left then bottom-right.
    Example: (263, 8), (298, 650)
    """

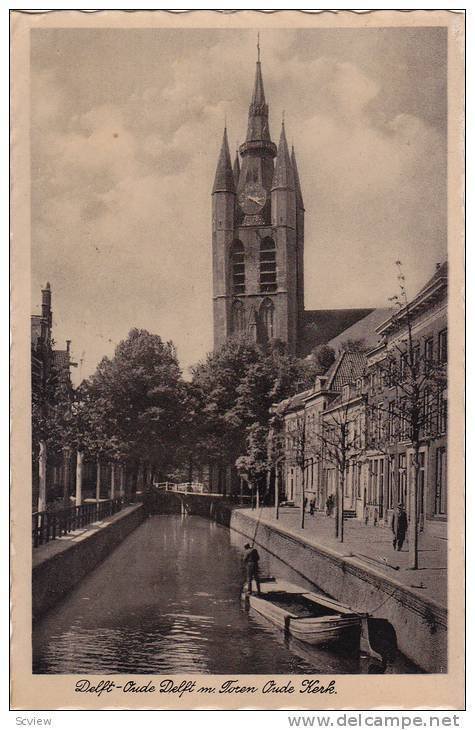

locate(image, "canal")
(33, 514), (420, 674)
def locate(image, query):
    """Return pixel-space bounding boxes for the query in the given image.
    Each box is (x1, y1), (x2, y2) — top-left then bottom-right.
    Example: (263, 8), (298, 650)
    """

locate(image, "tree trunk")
(335, 480), (339, 539)
(96, 458), (102, 502)
(301, 466), (305, 529)
(120, 463), (126, 499)
(110, 462), (116, 500)
(409, 449), (420, 569)
(38, 441), (47, 513)
(62, 447), (71, 507)
(339, 471), (345, 543)
(75, 451), (83, 507)
(274, 466), (279, 520)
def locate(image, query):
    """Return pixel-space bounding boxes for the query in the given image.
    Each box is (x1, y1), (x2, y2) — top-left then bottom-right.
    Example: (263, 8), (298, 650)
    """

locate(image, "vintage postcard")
(10, 9), (465, 710)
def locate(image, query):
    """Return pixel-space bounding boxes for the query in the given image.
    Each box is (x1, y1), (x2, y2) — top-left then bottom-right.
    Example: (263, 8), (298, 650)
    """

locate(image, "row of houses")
(277, 262), (448, 533)
(31, 283), (77, 510)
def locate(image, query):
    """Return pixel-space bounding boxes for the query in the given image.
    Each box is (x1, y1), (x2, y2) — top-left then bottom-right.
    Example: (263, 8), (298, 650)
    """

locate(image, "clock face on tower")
(238, 182), (267, 215)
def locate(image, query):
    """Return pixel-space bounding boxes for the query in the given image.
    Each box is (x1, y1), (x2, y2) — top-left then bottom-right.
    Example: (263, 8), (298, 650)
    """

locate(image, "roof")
(275, 388), (313, 416)
(325, 351), (367, 391)
(53, 350), (70, 372)
(326, 308), (392, 354)
(299, 308), (374, 356)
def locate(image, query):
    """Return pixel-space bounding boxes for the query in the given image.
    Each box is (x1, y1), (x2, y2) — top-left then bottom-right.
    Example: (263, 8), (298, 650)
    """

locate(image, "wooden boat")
(242, 579), (363, 648)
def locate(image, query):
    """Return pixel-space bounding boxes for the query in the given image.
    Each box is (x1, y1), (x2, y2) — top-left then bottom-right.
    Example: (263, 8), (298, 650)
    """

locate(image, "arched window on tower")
(260, 298), (274, 342)
(231, 240), (245, 295)
(232, 300), (245, 334)
(260, 237), (277, 293)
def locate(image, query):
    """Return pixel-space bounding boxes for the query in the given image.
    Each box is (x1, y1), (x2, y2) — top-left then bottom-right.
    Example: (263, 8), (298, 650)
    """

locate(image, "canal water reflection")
(33, 515), (420, 674)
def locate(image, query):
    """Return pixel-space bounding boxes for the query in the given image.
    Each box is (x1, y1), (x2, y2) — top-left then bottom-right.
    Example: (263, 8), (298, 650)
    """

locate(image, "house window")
(231, 240), (245, 294)
(400, 353), (408, 379)
(378, 457), (385, 515)
(259, 237), (277, 293)
(417, 451), (426, 521)
(260, 298), (274, 341)
(425, 337), (434, 365)
(437, 387), (447, 434)
(232, 300), (245, 333)
(388, 401), (395, 441)
(435, 446), (447, 515)
(438, 329), (448, 364)
(422, 388), (431, 436)
(412, 343), (420, 374)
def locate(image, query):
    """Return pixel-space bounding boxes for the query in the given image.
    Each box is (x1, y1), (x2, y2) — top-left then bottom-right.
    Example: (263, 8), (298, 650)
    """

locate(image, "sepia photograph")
(10, 9), (465, 710)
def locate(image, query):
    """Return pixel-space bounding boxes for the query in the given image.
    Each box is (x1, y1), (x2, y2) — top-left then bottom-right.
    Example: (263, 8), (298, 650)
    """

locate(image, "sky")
(30, 27), (447, 384)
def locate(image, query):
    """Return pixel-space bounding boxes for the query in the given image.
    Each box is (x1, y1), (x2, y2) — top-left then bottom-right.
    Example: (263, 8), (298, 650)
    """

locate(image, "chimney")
(66, 340), (71, 354)
(436, 262), (441, 271)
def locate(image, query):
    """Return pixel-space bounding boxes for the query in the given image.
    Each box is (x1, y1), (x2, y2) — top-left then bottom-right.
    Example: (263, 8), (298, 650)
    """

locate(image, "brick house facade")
(278, 262), (448, 532)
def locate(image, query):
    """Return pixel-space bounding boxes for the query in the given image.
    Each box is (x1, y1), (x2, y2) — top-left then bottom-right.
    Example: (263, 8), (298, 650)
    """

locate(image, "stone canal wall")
(32, 504), (145, 621)
(228, 509), (447, 674)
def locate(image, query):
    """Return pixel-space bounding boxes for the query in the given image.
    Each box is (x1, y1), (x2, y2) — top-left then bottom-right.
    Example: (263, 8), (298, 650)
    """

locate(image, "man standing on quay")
(243, 543), (261, 595)
(391, 503), (408, 551)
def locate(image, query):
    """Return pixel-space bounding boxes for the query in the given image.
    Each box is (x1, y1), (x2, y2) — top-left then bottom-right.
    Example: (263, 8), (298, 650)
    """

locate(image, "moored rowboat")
(243, 579), (363, 648)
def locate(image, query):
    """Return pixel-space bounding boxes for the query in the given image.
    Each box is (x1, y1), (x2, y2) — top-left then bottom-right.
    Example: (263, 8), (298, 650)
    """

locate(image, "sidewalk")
(33, 504), (141, 568)
(241, 506), (447, 608)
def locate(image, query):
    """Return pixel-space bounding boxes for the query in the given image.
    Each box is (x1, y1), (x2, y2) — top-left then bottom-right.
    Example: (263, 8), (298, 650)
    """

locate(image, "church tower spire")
(212, 127), (235, 193)
(237, 43), (276, 227)
(291, 144), (304, 210)
(245, 34), (271, 143)
(232, 147), (241, 190)
(272, 121), (295, 192)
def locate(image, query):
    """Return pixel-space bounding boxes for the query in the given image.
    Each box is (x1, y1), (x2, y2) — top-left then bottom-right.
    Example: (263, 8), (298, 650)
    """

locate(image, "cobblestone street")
(244, 506), (448, 608)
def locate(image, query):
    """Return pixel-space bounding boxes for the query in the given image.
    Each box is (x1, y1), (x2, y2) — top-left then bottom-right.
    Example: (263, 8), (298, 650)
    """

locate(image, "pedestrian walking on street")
(309, 497), (316, 516)
(243, 543), (261, 595)
(391, 503), (408, 551)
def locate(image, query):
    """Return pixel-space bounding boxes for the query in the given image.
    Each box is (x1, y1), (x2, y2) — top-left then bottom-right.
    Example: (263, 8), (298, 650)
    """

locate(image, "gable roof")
(325, 351), (367, 391)
(53, 350), (70, 371)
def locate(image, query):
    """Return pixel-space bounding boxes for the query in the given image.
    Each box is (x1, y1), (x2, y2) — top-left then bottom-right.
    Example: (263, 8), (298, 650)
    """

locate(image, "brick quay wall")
(32, 503), (146, 621)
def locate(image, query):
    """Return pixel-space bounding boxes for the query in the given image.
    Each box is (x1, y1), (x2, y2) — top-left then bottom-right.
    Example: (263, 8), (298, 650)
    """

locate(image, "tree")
(310, 344), (336, 374)
(316, 389), (366, 542)
(191, 336), (319, 494)
(235, 423), (269, 507)
(84, 328), (187, 484)
(339, 338), (367, 353)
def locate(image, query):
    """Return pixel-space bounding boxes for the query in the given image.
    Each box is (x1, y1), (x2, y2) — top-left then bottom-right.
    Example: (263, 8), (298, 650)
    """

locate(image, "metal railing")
(154, 481), (206, 494)
(32, 497), (124, 548)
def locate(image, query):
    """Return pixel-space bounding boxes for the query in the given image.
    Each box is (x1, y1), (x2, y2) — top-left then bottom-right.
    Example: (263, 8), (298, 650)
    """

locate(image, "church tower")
(212, 43), (305, 354)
